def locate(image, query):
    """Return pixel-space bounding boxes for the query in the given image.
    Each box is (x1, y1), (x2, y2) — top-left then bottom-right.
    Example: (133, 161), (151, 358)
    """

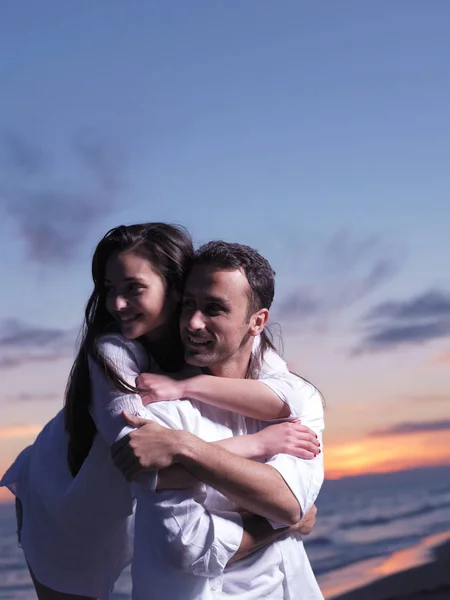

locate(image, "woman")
(1, 223), (320, 600)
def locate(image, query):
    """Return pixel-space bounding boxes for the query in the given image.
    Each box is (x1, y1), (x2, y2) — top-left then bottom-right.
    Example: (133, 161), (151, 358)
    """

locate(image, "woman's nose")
(114, 295), (128, 311)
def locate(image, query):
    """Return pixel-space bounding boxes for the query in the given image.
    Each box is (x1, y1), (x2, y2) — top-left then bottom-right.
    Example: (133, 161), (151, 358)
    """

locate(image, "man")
(112, 241), (325, 599)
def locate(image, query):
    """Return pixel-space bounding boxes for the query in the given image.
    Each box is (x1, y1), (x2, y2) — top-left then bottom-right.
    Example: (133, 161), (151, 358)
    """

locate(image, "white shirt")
(1, 333), (324, 600)
(89, 335), (325, 600)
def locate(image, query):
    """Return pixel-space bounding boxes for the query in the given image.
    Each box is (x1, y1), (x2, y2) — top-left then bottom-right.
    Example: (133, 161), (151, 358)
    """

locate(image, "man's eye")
(207, 304), (223, 314)
(182, 299), (195, 310)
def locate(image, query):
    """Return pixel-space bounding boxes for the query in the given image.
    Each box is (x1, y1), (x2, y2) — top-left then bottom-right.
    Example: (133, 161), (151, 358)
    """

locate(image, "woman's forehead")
(104, 251), (157, 280)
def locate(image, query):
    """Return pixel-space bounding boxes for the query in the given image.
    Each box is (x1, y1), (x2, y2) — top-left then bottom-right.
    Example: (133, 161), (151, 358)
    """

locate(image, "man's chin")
(184, 350), (213, 367)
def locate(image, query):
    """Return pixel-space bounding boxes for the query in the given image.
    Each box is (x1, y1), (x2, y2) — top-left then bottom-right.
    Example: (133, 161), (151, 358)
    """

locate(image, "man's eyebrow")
(205, 295), (231, 307)
(104, 277), (146, 283)
(184, 292), (231, 306)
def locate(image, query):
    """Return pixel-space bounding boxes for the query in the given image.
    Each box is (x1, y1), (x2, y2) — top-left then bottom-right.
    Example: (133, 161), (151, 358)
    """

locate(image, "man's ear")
(248, 308), (269, 336)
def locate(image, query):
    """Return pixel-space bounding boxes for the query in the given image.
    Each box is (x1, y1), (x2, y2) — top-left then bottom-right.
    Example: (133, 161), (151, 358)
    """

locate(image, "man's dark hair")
(193, 241), (326, 405)
(194, 241), (275, 318)
(193, 241), (276, 378)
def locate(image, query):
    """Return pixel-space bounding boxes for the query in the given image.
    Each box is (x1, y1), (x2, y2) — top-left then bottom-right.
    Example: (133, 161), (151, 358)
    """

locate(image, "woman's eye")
(129, 283), (144, 293)
(182, 299), (195, 309)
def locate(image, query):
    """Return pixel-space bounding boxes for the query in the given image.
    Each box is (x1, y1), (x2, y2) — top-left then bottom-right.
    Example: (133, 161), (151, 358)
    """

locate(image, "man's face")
(180, 265), (255, 371)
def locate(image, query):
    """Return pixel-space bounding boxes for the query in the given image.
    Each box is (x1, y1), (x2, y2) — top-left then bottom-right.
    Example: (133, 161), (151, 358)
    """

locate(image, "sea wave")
(339, 499), (450, 530)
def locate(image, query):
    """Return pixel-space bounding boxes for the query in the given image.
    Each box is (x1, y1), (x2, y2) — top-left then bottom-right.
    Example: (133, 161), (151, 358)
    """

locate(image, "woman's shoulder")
(96, 333), (150, 372)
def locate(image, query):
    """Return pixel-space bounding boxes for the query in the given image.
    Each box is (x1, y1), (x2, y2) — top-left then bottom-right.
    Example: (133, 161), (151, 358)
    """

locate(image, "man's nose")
(188, 310), (205, 331)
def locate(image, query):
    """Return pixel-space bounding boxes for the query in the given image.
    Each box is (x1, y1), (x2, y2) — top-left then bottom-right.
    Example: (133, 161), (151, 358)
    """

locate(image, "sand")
(331, 539), (450, 600)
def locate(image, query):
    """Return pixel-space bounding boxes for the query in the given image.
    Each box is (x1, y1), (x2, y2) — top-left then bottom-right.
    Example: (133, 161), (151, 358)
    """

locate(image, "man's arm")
(230, 505), (317, 565)
(175, 428), (301, 524)
(114, 412), (301, 525)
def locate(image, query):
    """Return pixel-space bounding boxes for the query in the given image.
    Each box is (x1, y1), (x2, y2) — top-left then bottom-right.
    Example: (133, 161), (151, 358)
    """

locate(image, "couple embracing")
(2, 222), (325, 600)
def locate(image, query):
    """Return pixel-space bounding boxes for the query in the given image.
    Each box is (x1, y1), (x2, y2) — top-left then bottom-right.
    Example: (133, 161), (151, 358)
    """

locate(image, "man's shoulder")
(143, 398), (204, 432)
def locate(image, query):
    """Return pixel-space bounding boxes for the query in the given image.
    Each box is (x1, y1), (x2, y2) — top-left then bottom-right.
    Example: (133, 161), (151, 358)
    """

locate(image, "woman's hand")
(253, 420), (321, 460)
(136, 372), (184, 404)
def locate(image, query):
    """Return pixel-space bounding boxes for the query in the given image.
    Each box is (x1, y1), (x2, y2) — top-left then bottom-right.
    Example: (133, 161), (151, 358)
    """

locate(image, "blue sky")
(1, 1), (449, 483)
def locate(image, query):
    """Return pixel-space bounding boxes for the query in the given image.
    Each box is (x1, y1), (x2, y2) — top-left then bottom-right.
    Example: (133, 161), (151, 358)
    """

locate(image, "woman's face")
(104, 250), (171, 341)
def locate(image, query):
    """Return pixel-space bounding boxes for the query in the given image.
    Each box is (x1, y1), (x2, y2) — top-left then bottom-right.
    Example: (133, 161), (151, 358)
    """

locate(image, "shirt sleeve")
(88, 333), (152, 445)
(266, 383), (325, 528)
(136, 401), (244, 577)
(88, 334), (175, 491)
(257, 345), (307, 419)
(139, 486), (243, 578)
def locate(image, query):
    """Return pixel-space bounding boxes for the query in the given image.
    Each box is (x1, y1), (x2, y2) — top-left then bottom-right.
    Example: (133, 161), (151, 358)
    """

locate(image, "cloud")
(370, 419), (450, 437)
(274, 230), (400, 324)
(353, 289), (450, 354)
(426, 350), (450, 368)
(0, 133), (124, 265)
(365, 290), (450, 321)
(404, 393), (449, 404)
(1, 132), (47, 176)
(275, 287), (321, 320)
(0, 424), (42, 440)
(0, 319), (77, 369)
(6, 392), (58, 403)
(354, 321), (450, 353)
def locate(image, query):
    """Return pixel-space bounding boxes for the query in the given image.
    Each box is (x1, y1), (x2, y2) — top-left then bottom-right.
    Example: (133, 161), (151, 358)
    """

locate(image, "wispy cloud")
(0, 319), (76, 369)
(0, 132), (124, 265)
(404, 392), (449, 404)
(6, 392), (58, 403)
(370, 419), (450, 437)
(365, 290), (450, 321)
(353, 289), (450, 354)
(425, 350), (450, 368)
(0, 424), (43, 439)
(274, 230), (400, 325)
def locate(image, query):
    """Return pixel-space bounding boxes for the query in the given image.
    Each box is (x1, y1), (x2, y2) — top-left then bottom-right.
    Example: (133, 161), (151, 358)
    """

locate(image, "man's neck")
(205, 342), (254, 379)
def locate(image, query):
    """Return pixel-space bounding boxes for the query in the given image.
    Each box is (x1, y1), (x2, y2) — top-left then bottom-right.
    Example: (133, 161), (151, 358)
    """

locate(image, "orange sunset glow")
(325, 429), (450, 479)
(2, 424), (450, 503)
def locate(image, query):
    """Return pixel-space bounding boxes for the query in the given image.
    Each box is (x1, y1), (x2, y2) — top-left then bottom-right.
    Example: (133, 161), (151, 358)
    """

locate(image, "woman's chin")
(120, 326), (141, 340)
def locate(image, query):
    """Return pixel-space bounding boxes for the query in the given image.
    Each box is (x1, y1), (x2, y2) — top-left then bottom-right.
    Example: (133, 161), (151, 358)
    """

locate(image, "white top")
(0, 333), (323, 599)
(120, 338), (325, 600)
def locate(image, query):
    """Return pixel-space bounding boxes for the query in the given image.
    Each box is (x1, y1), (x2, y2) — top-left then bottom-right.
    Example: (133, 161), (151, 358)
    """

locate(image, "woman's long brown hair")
(64, 223), (194, 476)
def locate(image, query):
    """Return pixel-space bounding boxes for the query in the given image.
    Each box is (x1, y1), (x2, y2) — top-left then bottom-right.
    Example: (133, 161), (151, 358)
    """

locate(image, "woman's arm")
(136, 345), (309, 422)
(137, 372), (290, 420)
(156, 420), (320, 490)
(89, 335), (150, 445)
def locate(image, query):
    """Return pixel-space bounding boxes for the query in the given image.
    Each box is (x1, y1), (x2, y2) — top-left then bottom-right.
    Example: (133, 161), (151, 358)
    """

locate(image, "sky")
(1, 1), (449, 500)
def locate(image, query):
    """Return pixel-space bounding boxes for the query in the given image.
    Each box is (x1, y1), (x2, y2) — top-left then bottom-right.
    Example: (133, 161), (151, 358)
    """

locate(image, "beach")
(328, 537), (450, 600)
(2, 466), (450, 599)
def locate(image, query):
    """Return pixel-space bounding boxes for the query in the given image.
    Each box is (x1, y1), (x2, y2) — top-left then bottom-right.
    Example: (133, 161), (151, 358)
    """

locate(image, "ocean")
(1, 465), (450, 599)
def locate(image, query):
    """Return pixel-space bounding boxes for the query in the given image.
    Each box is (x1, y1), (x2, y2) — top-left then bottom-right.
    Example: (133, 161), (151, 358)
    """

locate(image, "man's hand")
(111, 412), (183, 480)
(136, 373), (184, 405)
(289, 504), (317, 536)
